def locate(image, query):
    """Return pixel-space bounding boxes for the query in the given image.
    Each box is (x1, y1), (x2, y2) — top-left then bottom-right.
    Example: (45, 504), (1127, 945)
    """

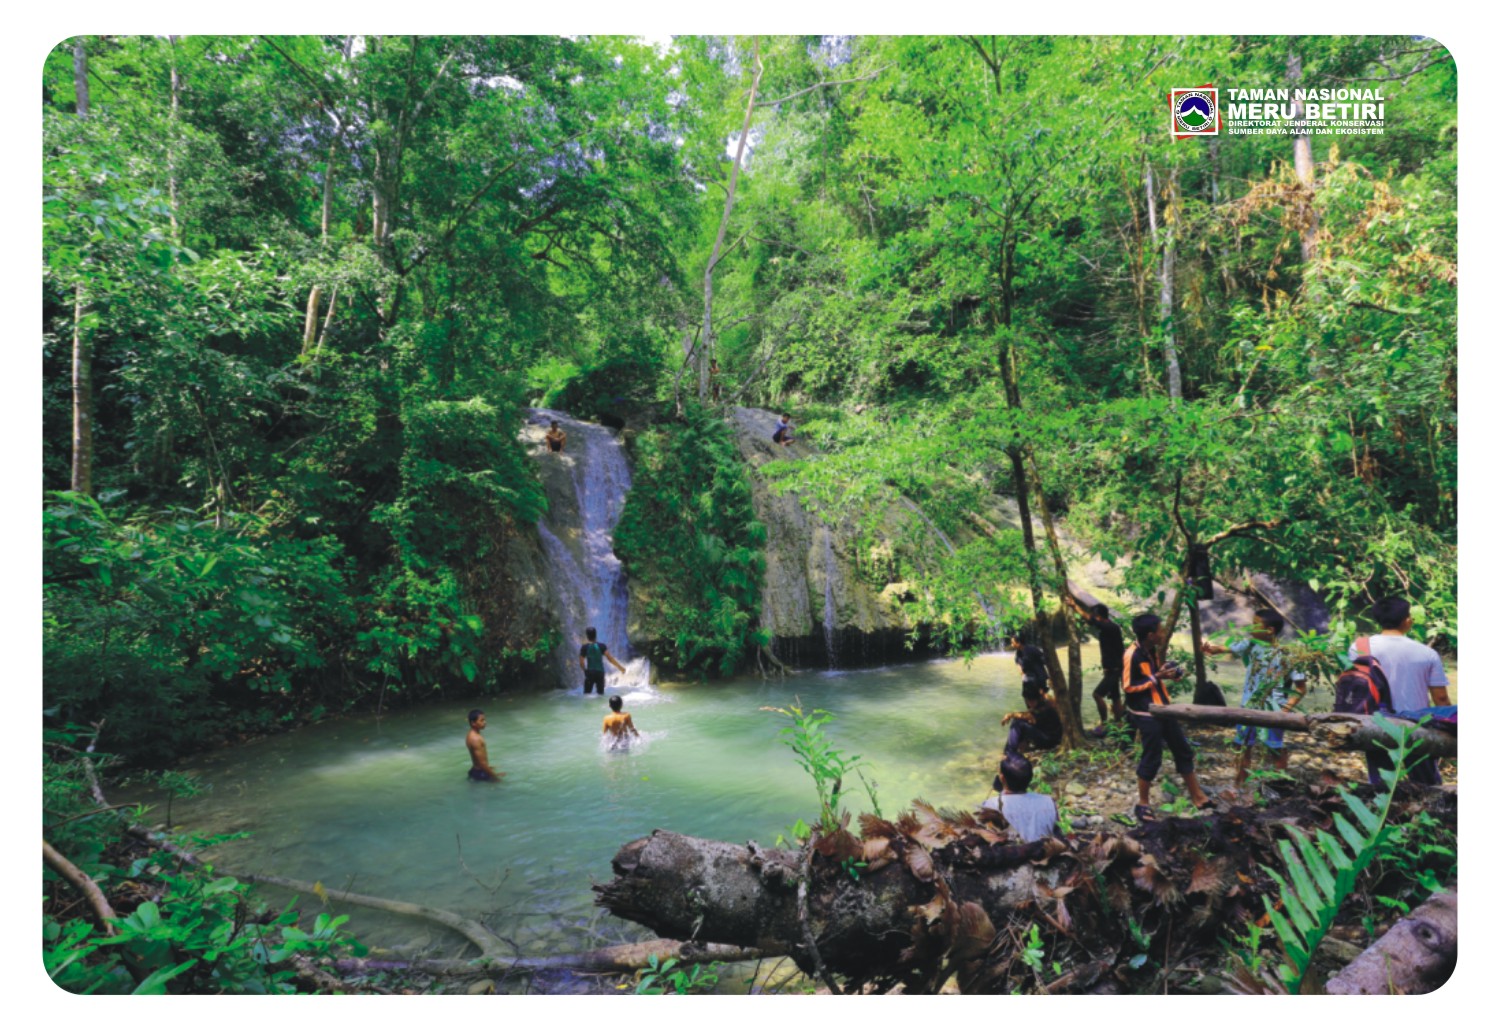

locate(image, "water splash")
(528, 409), (652, 693)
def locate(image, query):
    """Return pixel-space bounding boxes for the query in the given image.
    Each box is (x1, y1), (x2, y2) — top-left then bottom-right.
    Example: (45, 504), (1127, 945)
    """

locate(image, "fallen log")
(1326, 884), (1457, 995)
(1149, 704), (1457, 759)
(596, 788), (1457, 994)
(43, 838), (116, 934)
(334, 940), (764, 978)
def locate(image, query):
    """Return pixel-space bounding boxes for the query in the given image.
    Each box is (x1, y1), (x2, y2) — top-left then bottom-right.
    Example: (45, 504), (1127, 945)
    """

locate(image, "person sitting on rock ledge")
(771, 414), (795, 446)
(980, 753), (1059, 843)
(544, 420), (567, 452)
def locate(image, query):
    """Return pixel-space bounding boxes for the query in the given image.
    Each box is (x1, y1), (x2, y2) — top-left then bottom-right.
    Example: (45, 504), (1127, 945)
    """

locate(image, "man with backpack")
(1345, 597), (1450, 785)
(1202, 609), (1308, 791)
(579, 626), (626, 695)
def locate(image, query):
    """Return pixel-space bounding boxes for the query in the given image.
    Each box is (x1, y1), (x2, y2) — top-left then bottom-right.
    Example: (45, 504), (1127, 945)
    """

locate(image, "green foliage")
(615, 405), (767, 675)
(42, 741), (364, 994)
(764, 702), (867, 835)
(635, 955), (722, 995)
(1260, 713), (1420, 993)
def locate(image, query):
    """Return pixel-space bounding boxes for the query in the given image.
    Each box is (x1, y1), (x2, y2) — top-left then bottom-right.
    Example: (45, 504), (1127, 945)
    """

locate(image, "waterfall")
(820, 528), (840, 669)
(527, 409), (652, 694)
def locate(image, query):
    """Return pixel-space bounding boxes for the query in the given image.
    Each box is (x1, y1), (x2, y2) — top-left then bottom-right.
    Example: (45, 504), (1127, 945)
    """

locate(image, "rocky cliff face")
(726, 407), (942, 668)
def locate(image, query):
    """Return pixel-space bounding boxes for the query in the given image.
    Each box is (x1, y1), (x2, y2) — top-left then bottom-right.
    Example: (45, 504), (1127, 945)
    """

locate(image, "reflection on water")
(153, 649), (1101, 960)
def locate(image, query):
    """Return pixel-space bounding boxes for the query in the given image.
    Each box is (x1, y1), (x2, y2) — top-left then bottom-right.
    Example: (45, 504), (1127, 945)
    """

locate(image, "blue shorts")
(468, 767), (497, 782)
(1233, 724), (1284, 750)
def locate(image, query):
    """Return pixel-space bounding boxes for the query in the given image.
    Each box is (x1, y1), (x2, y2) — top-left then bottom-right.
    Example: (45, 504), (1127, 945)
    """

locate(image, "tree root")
(43, 838), (116, 934)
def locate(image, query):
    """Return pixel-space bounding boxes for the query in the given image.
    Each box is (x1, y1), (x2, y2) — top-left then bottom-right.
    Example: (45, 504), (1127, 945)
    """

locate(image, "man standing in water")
(465, 709), (504, 782)
(602, 695), (640, 749)
(580, 626), (627, 695)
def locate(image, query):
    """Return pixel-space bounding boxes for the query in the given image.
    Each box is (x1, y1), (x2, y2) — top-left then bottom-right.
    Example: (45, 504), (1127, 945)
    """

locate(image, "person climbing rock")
(602, 694), (640, 750)
(1123, 613), (1212, 817)
(579, 626), (626, 695)
(465, 709), (504, 782)
(545, 420), (567, 452)
(979, 753), (1058, 843)
(1201, 608), (1306, 791)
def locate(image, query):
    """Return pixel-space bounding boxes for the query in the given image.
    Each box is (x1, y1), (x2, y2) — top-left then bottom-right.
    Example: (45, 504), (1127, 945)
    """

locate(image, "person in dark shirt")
(1010, 635), (1050, 700)
(1123, 613), (1212, 816)
(1065, 595), (1126, 732)
(578, 625), (626, 694)
(1002, 692), (1063, 756)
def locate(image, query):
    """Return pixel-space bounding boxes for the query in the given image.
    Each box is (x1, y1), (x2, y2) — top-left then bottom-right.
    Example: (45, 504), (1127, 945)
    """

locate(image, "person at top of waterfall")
(579, 626), (626, 695)
(1010, 634), (1049, 700)
(465, 709), (503, 782)
(979, 753), (1058, 843)
(545, 420), (567, 453)
(602, 694), (640, 749)
(1063, 594), (1127, 734)
(709, 359), (722, 402)
(771, 414), (794, 446)
(1002, 690), (1062, 756)
(1201, 608), (1308, 791)
(1124, 613), (1212, 817)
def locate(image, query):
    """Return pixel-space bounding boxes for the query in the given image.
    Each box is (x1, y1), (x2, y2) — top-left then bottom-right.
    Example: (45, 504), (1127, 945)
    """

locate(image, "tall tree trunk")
(166, 35), (181, 242)
(1145, 160), (1181, 405)
(72, 38), (89, 117)
(702, 38), (762, 403)
(1024, 452), (1085, 747)
(1286, 49), (1319, 264)
(70, 38), (93, 496)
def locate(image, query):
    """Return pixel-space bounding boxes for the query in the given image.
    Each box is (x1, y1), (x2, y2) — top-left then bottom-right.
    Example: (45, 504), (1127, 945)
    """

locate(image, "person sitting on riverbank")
(580, 626), (627, 695)
(980, 753), (1059, 843)
(466, 709), (504, 782)
(771, 414), (795, 446)
(1003, 691), (1062, 756)
(602, 695), (640, 750)
(545, 420), (567, 452)
(1124, 613), (1212, 817)
(1011, 635), (1050, 700)
(1201, 608), (1307, 792)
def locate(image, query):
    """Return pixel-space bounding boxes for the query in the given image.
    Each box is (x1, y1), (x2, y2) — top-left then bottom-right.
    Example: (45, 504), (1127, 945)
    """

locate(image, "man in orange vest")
(1123, 613), (1212, 818)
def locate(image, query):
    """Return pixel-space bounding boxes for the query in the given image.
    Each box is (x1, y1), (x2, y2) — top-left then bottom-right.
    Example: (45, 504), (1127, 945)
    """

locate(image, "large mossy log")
(595, 788), (1457, 994)
(1149, 704), (1457, 759)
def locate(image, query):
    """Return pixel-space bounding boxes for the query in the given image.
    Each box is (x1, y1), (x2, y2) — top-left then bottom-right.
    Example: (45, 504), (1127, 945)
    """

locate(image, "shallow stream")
(159, 651), (1088, 961)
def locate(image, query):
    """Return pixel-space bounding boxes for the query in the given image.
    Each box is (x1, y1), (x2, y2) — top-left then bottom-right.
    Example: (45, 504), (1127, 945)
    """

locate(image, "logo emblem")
(1170, 87), (1218, 138)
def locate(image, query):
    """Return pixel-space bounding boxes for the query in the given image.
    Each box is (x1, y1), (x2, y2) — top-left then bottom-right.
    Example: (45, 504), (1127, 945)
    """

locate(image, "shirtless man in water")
(465, 709), (503, 781)
(602, 695), (639, 749)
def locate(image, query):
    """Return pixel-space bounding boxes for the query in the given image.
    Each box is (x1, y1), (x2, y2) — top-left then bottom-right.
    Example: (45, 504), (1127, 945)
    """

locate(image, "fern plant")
(1262, 713), (1419, 993)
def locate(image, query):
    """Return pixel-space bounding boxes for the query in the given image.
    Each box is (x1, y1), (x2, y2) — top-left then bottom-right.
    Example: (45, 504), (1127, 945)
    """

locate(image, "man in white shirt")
(979, 753), (1059, 843)
(1349, 597), (1451, 784)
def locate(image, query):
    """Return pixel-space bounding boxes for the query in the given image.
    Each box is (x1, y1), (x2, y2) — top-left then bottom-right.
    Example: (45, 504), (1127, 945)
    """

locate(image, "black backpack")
(1333, 653), (1393, 716)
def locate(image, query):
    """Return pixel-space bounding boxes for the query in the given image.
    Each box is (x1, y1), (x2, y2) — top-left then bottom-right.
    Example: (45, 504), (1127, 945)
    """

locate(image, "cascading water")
(526, 409), (651, 695)
(820, 527), (840, 669)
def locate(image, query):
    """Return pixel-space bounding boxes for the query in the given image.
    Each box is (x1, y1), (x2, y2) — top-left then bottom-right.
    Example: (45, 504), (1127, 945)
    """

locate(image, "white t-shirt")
(1350, 634), (1449, 713)
(980, 792), (1059, 843)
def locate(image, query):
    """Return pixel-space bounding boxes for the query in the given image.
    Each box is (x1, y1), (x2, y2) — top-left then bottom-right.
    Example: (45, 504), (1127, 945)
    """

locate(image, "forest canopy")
(42, 34), (1455, 762)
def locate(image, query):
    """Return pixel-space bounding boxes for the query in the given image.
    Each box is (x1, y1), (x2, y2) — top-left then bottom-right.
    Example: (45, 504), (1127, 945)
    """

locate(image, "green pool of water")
(158, 651), (1089, 960)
